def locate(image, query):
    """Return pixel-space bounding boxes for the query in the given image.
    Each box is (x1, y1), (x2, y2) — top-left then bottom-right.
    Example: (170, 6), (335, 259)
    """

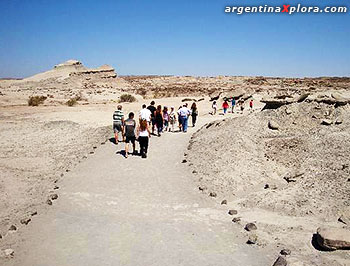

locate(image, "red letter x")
(282, 5), (290, 12)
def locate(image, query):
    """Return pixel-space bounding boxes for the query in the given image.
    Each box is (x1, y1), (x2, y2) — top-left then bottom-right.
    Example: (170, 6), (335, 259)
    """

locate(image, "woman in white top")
(168, 106), (177, 132)
(212, 101), (217, 115)
(136, 119), (151, 158)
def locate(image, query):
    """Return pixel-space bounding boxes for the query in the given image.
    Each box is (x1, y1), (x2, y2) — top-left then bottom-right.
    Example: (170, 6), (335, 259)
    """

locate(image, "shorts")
(113, 122), (122, 133)
(125, 136), (136, 144)
(151, 117), (156, 126)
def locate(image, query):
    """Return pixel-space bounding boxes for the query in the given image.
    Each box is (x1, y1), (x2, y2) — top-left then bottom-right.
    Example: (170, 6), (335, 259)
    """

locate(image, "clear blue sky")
(0, 0), (349, 78)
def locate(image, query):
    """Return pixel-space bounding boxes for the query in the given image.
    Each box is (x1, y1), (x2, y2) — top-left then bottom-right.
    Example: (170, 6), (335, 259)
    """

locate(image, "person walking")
(168, 106), (177, 132)
(124, 112), (136, 158)
(178, 103), (191, 132)
(177, 106), (183, 132)
(212, 101), (217, 115)
(113, 105), (124, 144)
(155, 105), (164, 136)
(163, 106), (169, 131)
(147, 101), (156, 134)
(190, 102), (198, 127)
(222, 100), (229, 115)
(139, 104), (151, 122)
(240, 99), (245, 113)
(231, 98), (236, 113)
(249, 99), (254, 110)
(137, 119), (151, 158)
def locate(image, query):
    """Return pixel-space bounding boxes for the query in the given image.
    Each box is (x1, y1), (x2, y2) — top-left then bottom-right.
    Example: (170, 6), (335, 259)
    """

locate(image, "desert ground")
(0, 60), (349, 265)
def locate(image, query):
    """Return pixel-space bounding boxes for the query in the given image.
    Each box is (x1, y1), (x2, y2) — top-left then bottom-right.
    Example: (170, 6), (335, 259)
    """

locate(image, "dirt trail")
(6, 116), (272, 266)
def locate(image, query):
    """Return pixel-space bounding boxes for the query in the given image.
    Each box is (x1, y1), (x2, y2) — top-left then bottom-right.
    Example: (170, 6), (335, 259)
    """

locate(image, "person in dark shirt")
(147, 101), (156, 135)
(155, 105), (164, 136)
(124, 112), (136, 158)
(191, 102), (198, 127)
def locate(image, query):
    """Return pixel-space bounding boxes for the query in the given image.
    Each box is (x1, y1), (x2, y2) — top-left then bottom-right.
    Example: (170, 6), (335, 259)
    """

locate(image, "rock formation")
(25, 60), (117, 81)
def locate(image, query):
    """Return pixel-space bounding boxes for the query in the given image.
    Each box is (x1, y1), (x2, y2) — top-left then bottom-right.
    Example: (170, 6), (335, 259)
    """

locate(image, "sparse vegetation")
(118, 94), (136, 103)
(28, 95), (47, 106)
(66, 93), (86, 107)
(66, 98), (77, 107)
(74, 92), (85, 101)
(138, 88), (147, 97)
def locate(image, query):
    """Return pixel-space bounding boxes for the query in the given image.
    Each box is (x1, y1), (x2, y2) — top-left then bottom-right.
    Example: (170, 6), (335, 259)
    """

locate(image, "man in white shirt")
(139, 104), (152, 122)
(177, 103), (191, 132)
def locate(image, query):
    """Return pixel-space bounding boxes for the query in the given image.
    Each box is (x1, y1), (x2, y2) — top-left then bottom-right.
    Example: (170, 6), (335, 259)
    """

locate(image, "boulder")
(228, 209), (238, 215)
(4, 249), (14, 257)
(209, 192), (217, 197)
(316, 227), (350, 250)
(50, 194), (58, 200)
(245, 223), (257, 231)
(246, 234), (257, 244)
(321, 119), (333, 126)
(283, 171), (304, 183)
(297, 93), (310, 102)
(198, 186), (207, 191)
(338, 215), (349, 225)
(335, 118), (343, 125)
(272, 256), (287, 266)
(280, 248), (291, 255)
(285, 109), (292, 115)
(221, 200), (227, 205)
(268, 120), (279, 130)
(8, 225), (17, 231)
(0, 249), (14, 258)
(232, 217), (241, 223)
(20, 217), (31, 225)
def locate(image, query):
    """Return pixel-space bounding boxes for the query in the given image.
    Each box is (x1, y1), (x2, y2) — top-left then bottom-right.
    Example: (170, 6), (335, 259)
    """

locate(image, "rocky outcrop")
(70, 64), (117, 78)
(316, 227), (350, 250)
(25, 60), (117, 81)
(54, 60), (83, 68)
(261, 93), (309, 110)
(262, 91), (350, 110)
(312, 92), (350, 107)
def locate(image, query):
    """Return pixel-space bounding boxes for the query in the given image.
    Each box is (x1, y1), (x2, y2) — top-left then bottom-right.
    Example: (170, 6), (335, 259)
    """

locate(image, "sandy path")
(7, 116), (271, 266)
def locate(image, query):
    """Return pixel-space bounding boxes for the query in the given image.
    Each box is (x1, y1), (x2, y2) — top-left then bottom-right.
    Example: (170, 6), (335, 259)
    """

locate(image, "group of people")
(112, 101), (199, 159)
(211, 98), (254, 115)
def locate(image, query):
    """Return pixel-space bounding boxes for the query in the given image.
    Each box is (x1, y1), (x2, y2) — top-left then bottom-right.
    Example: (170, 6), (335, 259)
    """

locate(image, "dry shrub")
(28, 95), (47, 106)
(66, 98), (77, 107)
(119, 94), (136, 103)
(74, 93), (83, 101)
(138, 88), (147, 96)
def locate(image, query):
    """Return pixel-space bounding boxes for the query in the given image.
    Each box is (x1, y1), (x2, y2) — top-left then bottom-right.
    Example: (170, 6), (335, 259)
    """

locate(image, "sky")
(0, 0), (349, 78)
